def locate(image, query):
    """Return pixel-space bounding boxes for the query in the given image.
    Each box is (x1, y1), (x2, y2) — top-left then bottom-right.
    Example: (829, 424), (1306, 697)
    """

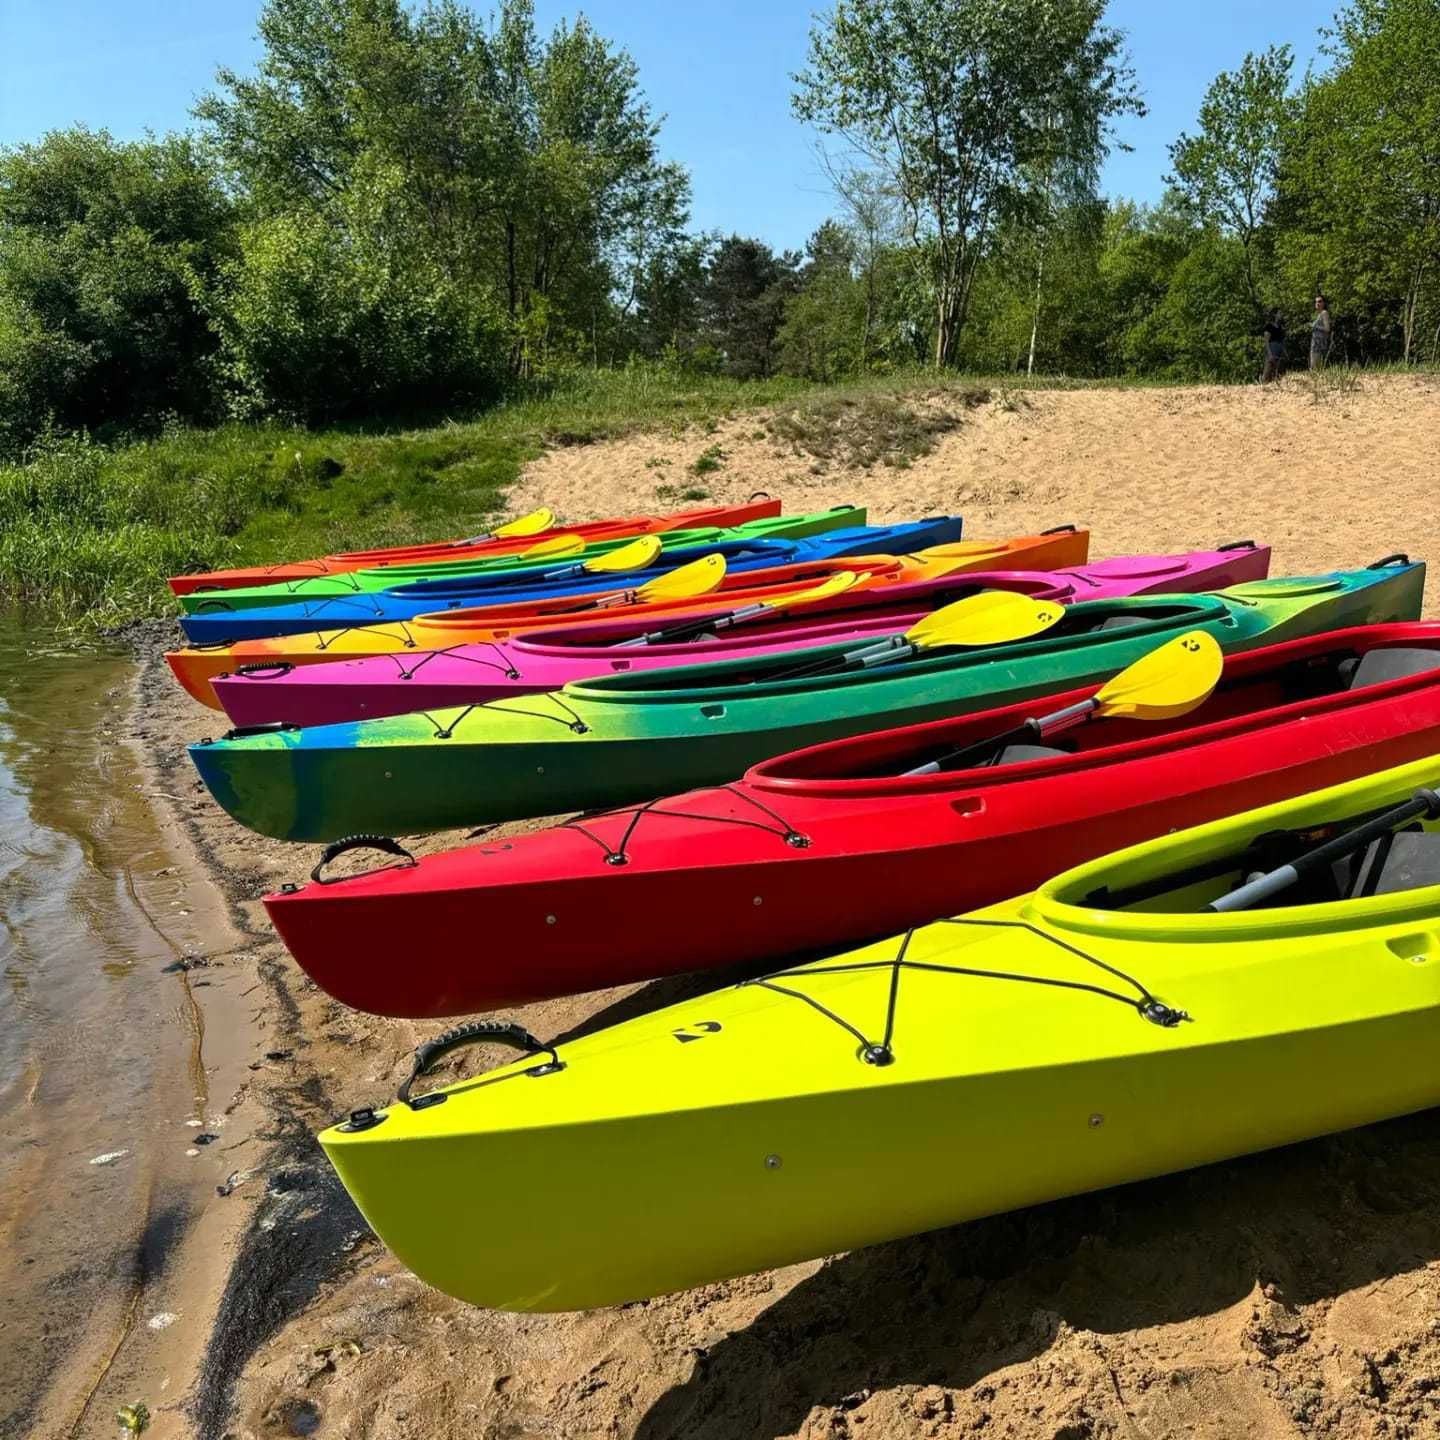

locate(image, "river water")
(0, 614), (245, 1437)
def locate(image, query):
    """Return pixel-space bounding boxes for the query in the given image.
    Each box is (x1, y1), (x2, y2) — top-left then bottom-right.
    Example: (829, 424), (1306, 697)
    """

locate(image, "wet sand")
(119, 373), (1440, 1438)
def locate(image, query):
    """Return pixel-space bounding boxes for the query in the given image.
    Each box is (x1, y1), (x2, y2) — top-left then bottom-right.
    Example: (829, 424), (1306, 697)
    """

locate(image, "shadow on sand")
(631, 1104), (1440, 1439)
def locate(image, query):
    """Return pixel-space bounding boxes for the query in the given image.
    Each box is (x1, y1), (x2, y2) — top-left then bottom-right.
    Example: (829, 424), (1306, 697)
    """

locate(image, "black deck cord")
(423, 690), (589, 740)
(745, 915), (1186, 1066)
(386, 640), (520, 681)
(316, 619), (419, 651)
(285, 571), (362, 595)
(560, 784), (808, 866)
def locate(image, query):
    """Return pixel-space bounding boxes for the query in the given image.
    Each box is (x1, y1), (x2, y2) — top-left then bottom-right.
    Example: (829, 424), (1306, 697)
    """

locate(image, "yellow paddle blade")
(905, 591), (1065, 650)
(583, 534), (663, 574)
(523, 535), (586, 559)
(1093, 630), (1223, 720)
(637, 553), (728, 600)
(765, 571), (862, 610)
(493, 507), (554, 539)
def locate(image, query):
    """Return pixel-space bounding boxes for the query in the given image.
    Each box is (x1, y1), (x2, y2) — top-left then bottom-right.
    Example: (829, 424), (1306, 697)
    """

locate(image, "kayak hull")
(192, 563), (1426, 842)
(166, 526), (1097, 708)
(318, 754), (1440, 1311)
(267, 622), (1440, 1015)
(213, 544), (1272, 727)
(167, 498), (783, 596)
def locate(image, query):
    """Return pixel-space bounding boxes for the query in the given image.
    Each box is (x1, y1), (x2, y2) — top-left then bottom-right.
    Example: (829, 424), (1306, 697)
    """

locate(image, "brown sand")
(129, 373), (1440, 1439)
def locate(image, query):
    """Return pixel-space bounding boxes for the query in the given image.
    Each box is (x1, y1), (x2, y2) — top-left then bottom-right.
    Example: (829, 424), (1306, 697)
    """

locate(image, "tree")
(1167, 45), (1293, 311)
(793, 0), (1142, 367)
(198, 0), (689, 376)
(0, 128), (232, 452)
(701, 236), (801, 378)
(1277, 0), (1440, 363)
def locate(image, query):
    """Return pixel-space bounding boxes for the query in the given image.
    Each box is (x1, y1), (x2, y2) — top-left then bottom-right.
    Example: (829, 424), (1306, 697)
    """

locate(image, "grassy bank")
(0, 367), (830, 627)
(1, 362), (1349, 628)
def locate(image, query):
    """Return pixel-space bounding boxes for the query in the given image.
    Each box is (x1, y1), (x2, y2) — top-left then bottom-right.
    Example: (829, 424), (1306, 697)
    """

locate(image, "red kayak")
(167, 497), (781, 596)
(265, 623), (1440, 1017)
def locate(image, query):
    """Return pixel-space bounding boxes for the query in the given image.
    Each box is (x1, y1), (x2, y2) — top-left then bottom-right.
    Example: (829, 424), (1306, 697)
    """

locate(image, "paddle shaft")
(1208, 788), (1440, 913)
(904, 699), (1097, 776)
(617, 602), (770, 648)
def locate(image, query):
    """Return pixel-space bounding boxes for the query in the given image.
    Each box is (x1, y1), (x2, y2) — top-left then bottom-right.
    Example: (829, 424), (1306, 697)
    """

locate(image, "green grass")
(0, 366), (818, 628)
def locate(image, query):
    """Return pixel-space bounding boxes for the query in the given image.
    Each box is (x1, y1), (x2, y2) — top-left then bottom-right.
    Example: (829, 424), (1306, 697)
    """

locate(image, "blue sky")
(1, 0), (1327, 250)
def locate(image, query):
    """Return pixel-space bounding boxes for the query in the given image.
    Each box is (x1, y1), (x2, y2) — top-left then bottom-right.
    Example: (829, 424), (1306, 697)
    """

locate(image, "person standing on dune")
(1310, 294), (1332, 370)
(1261, 309), (1287, 382)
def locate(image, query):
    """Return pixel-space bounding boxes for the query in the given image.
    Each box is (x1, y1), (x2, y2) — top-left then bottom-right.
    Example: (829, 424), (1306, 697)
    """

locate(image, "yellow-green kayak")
(320, 753), (1440, 1312)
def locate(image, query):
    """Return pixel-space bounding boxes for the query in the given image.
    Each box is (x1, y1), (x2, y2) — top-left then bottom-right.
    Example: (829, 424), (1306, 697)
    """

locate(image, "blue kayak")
(178, 519), (966, 643)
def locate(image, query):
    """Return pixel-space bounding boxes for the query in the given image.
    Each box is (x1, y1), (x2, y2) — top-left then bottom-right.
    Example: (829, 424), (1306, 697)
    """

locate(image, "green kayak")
(176, 507), (867, 614)
(189, 562), (1426, 841)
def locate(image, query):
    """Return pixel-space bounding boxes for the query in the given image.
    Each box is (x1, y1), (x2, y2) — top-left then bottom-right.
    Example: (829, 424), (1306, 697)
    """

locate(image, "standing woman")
(1310, 293), (1333, 370)
(1262, 309), (1286, 382)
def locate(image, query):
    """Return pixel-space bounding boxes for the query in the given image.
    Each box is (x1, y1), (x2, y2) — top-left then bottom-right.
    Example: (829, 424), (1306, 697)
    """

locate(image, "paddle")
(614, 571), (862, 647)
(775, 590), (1066, 681)
(554, 553), (730, 614)
(903, 630), (1224, 776)
(521, 535), (586, 560)
(452, 506), (555, 546)
(539, 534), (662, 580)
(1207, 787), (1440, 913)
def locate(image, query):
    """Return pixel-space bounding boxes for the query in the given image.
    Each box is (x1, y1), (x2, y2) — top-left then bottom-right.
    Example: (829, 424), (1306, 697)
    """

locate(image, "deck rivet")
(1089, 1113), (1104, 1128)
(764, 1154), (782, 1170)
(753, 896), (763, 906)
(536, 766), (545, 774)
(546, 915), (557, 925)
(384, 771), (392, 780)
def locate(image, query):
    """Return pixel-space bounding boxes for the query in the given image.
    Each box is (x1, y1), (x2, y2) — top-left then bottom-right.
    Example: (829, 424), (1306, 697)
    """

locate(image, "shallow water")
(0, 613), (235, 1435)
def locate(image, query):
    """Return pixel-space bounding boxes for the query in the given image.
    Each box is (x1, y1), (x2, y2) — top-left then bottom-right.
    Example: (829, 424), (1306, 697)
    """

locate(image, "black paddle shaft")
(1209, 788), (1440, 913)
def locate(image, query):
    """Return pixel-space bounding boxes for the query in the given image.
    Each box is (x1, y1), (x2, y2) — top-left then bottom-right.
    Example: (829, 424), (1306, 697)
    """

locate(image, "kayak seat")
(1343, 648), (1440, 690)
(990, 742), (1072, 767)
(1333, 829), (1440, 898)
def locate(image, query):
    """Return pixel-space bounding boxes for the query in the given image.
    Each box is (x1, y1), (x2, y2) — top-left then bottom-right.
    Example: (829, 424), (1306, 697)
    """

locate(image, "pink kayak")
(211, 544), (1271, 727)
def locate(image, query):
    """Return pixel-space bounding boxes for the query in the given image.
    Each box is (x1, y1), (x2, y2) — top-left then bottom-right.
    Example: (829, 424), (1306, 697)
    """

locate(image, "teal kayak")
(189, 562), (1426, 841)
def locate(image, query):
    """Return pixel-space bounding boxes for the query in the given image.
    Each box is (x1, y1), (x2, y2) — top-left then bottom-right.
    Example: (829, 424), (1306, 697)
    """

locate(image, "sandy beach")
(121, 372), (1440, 1439)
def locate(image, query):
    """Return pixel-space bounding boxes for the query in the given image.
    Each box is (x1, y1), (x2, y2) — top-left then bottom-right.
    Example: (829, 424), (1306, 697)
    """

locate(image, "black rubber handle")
(220, 721), (300, 740)
(190, 598), (236, 613)
(310, 833), (416, 885)
(190, 583), (224, 593)
(398, 1022), (562, 1105)
(1370, 553), (1410, 568)
(235, 661), (296, 678)
(188, 638), (241, 652)
(1041, 523), (1079, 534)
(748, 490), (773, 501)
(1218, 539), (1258, 550)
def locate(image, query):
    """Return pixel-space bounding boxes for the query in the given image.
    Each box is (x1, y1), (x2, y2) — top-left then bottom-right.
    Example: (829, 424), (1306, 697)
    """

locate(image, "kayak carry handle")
(1218, 539), (1258, 550)
(398, 1022), (563, 1107)
(1369, 553), (1411, 568)
(235, 661), (296, 678)
(748, 490), (773, 501)
(1041, 523), (1079, 534)
(190, 598), (237, 612)
(219, 721), (301, 740)
(310, 833), (417, 885)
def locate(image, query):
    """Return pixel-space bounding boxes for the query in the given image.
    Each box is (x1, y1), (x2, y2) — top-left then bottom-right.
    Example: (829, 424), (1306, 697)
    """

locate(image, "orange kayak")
(165, 527), (1091, 708)
(167, 498), (782, 596)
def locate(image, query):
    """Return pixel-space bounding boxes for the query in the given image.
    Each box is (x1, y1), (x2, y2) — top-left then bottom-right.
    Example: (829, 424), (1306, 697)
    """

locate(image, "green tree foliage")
(198, 0), (688, 387)
(1167, 46), (1293, 310)
(700, 236), (801, 378)
(0, 129), (232, 452)
(793, 0), (1143, 367)
(1277, 0), (1440, 362)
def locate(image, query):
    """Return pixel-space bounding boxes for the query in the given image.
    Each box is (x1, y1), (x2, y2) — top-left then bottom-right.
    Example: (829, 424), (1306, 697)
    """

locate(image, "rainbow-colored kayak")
(188, 560), (1425, 841)
(168, 497), (784, 595)
(211, 544), (1271, 727)
(166, 527), (1094, 708)
(319, 751), (1440, 1311)
(176, 506), (872, 615)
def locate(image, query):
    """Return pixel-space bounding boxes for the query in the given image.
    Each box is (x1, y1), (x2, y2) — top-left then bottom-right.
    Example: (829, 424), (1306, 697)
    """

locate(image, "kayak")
(166, 526), (1094, 708)
(176, 505), (873, 614)
(266, 621), (1440, 1016)
(214, 543), (1272, 727)
(176, 515), (971, 644)
(318, 751), (1440, 1312)
(168, 497), (784, 596)
(189, 559), (1426, 842)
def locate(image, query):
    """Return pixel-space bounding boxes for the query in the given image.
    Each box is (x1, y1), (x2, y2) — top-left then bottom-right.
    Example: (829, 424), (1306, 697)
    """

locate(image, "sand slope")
(136, 373), (1440, 1439)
